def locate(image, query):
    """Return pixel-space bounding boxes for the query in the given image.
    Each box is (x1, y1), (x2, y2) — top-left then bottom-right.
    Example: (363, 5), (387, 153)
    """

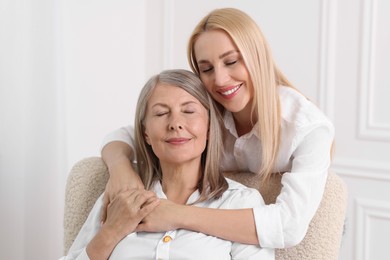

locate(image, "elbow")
(283, 226), (307, 248)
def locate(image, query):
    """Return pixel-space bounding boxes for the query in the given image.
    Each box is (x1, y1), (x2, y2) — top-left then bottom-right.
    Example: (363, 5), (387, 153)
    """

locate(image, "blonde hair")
(188, 8), (295, 180)
(134, 69), (228, 202)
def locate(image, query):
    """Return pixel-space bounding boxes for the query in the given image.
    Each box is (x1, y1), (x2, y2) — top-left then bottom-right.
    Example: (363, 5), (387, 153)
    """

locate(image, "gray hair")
(134, 69), (227, 201)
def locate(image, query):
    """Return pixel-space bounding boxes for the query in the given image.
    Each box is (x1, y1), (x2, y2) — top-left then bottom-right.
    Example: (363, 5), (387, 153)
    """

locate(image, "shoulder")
(218, 178), (264, 208)
(279, 86), (334, 132)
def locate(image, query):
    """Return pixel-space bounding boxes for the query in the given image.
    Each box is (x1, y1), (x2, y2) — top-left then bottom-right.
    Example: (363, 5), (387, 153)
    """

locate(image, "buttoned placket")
(155, 230), (177, 260)
(234, 135), (247, 169)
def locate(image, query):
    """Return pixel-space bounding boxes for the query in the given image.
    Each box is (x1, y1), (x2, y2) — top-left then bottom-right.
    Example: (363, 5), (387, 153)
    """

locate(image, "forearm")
(179, 206), (259, 245)
(102, 140), (133, 165)
(102, 141), (143, 189)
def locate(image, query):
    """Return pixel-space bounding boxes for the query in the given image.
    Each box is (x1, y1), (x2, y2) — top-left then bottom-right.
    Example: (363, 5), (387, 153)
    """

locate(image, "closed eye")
(201, 67), (213, 73)
(226, 60), (237, 66)
(156, 112), (168, 117)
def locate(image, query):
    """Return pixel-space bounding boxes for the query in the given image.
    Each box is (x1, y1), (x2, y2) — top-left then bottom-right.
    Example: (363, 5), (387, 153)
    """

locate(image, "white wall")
(1, 0), (64, 259)
(0, 0), (147, 259)
(61, 0), (147, 171)
(1, 0), (389, 259)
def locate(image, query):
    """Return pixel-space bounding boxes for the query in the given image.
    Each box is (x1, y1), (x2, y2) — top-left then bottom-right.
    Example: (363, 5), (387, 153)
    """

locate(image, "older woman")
(61, 69), (273, 259)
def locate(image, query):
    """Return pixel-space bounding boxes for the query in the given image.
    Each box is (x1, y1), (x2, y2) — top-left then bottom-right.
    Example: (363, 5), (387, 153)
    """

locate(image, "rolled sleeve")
(224, 180), (274, 259)
(253, 205), (285, 248)
(101, 125), (135, 151)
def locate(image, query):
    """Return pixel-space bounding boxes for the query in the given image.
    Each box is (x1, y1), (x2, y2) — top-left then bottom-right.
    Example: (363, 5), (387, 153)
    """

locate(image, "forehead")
(148, 83), (199, 105)
(194, 30), (237, 58)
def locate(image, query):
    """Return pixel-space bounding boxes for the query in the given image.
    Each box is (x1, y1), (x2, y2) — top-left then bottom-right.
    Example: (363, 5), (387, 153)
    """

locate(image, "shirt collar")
(223, 111), (259, 139)
(153, 181), (201, 205)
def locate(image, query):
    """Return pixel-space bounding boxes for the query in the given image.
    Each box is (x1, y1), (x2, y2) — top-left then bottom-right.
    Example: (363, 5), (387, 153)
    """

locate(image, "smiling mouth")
(166, 138), (191, 145)
(218, 84), (242, 97)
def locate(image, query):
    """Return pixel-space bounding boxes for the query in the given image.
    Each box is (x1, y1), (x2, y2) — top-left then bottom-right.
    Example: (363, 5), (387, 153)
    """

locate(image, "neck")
(232, 104), (257, 137)
(160, 159), (202, 205)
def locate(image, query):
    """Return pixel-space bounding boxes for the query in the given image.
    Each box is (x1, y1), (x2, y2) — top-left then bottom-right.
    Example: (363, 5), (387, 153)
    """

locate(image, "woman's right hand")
(87, 189), (159, 259)
(102, 189), (159, 240)
(101, 161), (144, 222)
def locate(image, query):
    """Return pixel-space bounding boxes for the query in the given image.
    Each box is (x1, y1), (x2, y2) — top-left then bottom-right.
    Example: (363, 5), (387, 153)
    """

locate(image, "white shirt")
(101, 86), (335, 248)
(61, 179), (274, 260)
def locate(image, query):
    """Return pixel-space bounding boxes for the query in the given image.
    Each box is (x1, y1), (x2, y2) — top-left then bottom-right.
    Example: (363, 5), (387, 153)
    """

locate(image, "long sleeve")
(224, 182), (274, 259)
(254, 125), (334, 248)
(221, 86), (335, 248)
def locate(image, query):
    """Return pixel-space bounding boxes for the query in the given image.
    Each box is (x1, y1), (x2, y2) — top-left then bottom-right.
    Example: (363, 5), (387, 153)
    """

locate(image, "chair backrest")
(224, 171), (348, 259)
(64, 157), (347, 259)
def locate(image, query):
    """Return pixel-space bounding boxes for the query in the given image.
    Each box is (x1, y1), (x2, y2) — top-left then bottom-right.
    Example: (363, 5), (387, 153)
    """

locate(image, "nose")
(169, 124), (183, 130)
(168, 114), (183, 131)
(214, 67), (230, 86)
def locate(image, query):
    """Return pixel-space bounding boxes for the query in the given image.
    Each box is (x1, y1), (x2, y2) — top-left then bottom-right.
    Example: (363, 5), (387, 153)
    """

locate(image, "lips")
(166, 137), (191, 145)
(217, 84), (242, 99)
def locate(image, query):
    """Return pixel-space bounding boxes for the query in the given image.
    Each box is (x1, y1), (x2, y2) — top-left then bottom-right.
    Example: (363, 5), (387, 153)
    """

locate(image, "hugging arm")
(136, 199), (259, 245)
(179, 206), (259, 245)
(101, 141), (145, 222)
(101, 126), (145, 222)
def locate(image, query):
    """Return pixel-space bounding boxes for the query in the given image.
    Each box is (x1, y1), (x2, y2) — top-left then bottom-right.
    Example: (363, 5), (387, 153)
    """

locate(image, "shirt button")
(163, 235), (172, 243)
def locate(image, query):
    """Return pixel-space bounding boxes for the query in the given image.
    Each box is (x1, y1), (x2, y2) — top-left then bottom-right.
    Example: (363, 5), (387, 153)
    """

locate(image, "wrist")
(176, 205), (194, 230)
(99, 225), (124, 247)
(86, 227), (122, 260)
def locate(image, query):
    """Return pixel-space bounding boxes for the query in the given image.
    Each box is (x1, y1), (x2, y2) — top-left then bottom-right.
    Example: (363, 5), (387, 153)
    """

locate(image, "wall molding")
(318, 0), (338, 121)
(357, 0), (390, 141)
(162, 0), (174, 69)
(332, 158), (390, 181)
(355, 198), (390, 260)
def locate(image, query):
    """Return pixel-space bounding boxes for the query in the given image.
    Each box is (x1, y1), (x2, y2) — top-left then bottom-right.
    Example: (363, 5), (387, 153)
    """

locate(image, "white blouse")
(60, 179), (274, 260)
(101, 86), (335, 249)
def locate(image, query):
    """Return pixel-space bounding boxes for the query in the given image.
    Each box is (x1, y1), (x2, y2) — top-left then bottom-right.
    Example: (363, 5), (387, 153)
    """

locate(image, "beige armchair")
(64, 157), (347, 259)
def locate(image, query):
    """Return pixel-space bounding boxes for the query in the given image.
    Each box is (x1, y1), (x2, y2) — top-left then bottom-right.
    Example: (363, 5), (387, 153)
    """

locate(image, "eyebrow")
(151, 100), (200, 109)
(197, 50), (239, 64)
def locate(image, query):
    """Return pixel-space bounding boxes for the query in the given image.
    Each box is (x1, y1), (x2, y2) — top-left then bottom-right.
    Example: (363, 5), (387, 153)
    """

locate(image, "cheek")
(241, 67), (251, 84)
(194, 119), (209, 141)
(200, 76), (213, 91)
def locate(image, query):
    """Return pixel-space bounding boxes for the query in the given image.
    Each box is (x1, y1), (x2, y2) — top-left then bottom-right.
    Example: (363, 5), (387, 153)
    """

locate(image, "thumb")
(135, 223), (146, 232)
(100, 193), (110, 223)
(135, 222), (154, 233)
(139, 198), (160, 218)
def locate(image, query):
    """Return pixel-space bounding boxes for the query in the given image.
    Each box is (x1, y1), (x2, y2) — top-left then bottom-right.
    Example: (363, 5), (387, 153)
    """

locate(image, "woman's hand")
(86, 189), (159, 259)
(103, 189), (160, 240)
(136, 199), (184, 232)
(101, 141), (145, 223)
(101, 161), (144, 222)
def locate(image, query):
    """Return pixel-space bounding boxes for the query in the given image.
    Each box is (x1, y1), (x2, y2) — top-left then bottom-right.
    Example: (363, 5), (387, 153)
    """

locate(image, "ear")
(144, 130), (151, 145)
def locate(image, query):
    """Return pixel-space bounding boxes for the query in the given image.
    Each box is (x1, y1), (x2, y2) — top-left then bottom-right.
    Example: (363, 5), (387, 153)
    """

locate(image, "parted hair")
(187, 8), (295, 180)
(134, 69), (228, 202)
